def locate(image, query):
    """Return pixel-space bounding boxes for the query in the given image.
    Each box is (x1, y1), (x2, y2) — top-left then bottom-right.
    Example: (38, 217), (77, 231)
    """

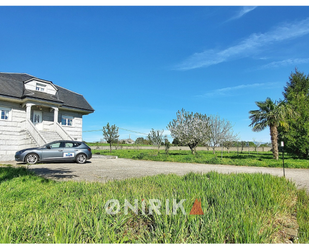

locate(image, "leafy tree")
(279, 69), (309, 158)
(135, 137), (152, 145)
(249, 98), (291, 160)
(248, 141), (256, 147)
(208, 115), (238, 155)
(148, 129), (164, 154)
(167, 109), (210, 154)
(240, 141), (246, 153)
(164, 136), (171, 155)
(172, 137), (183, 146)
(103, 122), (119, 153)
(223, 140), (233, 153)
(135, 137), (145, 145)
(260, 142), (271, 147)
(283, 69), (309, 101)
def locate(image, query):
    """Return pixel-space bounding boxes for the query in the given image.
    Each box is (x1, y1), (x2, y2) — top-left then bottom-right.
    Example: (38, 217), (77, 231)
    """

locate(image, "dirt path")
(3, 156), (306, 192)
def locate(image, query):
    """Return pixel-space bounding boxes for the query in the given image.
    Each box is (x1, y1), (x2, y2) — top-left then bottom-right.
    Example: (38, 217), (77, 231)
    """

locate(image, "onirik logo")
(104, 198), (204, 215)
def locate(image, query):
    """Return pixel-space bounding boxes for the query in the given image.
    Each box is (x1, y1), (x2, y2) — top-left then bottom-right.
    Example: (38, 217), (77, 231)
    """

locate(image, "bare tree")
(167, 109), (210, 154)
(208, 115), (238, 155)
(252, 138), (262, 154)
(103, 122), (119, 153)
(148, 129), (164, 154)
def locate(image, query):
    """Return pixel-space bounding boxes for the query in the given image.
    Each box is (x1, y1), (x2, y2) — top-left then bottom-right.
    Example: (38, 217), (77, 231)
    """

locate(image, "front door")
(33, 110), (43, 130)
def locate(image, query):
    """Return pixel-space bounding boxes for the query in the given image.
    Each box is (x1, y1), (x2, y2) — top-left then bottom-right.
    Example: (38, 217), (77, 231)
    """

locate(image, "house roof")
(0, 73), (94, 113)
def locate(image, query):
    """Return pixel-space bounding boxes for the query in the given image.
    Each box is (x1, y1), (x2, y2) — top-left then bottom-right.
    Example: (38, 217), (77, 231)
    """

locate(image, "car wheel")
(25, 153), (38, 164)
(76, 153), (87, 164)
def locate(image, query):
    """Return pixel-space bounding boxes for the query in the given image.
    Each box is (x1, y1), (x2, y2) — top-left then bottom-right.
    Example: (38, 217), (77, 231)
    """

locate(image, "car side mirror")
(46, 145), (51, 149)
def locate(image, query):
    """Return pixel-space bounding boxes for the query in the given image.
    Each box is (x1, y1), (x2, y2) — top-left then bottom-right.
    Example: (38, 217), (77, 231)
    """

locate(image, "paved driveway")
(12, 155), (309, 192)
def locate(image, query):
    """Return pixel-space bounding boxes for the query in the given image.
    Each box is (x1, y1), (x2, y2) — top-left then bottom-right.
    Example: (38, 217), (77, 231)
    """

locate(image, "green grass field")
(93, 149), (309, 169)
(0, 165), (308, 243)
(87, 142), (153, 147)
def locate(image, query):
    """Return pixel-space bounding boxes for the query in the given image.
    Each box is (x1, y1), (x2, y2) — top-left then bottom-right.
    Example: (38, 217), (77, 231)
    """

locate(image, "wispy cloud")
(175, 17), (309, 70)
(229, 6), (257, 21)
(197, 82), (277, 98)
(260, 58), (309, 69)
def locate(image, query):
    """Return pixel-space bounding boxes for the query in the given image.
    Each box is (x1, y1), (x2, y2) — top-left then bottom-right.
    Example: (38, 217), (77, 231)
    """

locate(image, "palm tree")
(249, 98), (291, 160)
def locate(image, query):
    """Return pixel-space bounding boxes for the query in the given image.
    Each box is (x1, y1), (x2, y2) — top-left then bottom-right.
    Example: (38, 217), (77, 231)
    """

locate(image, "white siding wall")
(0, 100), (36, 160)
(24, 80), (57, 95)
(58, 110), (83, 141)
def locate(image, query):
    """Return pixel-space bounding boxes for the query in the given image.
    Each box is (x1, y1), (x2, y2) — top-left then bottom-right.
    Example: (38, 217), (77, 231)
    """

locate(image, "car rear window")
(64, 142), (82, 148)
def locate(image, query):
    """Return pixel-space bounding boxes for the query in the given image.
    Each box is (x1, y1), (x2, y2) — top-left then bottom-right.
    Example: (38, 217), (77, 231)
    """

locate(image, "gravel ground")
(5, 155), (309, 192)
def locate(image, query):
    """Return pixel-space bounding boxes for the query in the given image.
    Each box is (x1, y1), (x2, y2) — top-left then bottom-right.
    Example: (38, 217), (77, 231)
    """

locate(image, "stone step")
(40, 131), (63, 143)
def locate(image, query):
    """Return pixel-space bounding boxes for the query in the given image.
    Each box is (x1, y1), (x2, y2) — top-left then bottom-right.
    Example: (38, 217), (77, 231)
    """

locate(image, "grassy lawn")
(86, 142), (153, 147)
(0, 165), (309, 243)
(93, 149), (309, 169)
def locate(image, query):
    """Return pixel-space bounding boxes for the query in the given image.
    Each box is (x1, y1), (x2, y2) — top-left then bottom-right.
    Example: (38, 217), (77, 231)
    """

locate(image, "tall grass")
(93, 149), (309, 169)
(297, 190), (309, 243)
(0, 166), (307, 243)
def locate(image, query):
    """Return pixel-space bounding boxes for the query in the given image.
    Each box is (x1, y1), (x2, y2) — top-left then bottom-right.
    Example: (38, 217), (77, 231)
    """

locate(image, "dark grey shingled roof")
(22, 89), (64, 103)
(0, 73), (94, 113)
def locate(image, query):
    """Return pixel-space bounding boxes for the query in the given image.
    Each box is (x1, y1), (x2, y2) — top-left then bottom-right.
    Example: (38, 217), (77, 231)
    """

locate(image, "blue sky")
(1, 6), (309, 143)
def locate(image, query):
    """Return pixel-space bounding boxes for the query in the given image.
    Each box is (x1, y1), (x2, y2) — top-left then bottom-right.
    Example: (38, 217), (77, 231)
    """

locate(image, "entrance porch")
(23, 103), (73, 145)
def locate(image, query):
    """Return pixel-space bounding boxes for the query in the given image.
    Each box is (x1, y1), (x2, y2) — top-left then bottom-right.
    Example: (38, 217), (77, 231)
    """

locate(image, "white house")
(0, 73), (94, 161)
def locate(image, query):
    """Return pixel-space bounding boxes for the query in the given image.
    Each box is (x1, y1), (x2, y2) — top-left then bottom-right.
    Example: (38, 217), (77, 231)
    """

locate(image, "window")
(65, 142), (73, 148)
(0, 107), (10, 120)
(64, 142), (81, 148)
(61, 116), (73, 126)
(36, 83), (46, 92)
(49, 142), (61, 148)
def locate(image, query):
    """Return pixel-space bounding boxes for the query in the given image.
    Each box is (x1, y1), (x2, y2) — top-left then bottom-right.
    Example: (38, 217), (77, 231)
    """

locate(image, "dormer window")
(24, 78), (58, 95)
(36, 83), (46, 92)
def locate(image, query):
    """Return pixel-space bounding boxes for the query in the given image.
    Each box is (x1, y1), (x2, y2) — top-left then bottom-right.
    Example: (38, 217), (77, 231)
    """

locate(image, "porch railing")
(25, 119), (47, 146)
(54, 122), (74, 140)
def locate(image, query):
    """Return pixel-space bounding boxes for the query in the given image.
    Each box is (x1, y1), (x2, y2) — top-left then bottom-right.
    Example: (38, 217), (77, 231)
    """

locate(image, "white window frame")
(0, 107), (11, 121)
(61, 115), (73, 126)
(36, 83), (46, 92)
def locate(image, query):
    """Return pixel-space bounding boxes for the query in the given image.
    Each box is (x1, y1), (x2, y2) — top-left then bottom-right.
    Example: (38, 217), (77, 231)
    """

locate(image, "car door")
(41, 142), (64, 160)
(61, 142), (77, 161)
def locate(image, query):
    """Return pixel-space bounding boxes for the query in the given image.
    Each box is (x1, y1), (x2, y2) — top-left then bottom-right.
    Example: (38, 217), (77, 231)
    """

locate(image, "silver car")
(15, 140), (92, 164)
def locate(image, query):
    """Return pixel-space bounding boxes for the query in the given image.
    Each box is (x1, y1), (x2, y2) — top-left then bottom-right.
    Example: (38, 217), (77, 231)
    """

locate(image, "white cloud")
(175, 17), (309, 70)
(260, 58), (309, 69)
(229, 6), (257, 21)
(197, 82), (277, 98)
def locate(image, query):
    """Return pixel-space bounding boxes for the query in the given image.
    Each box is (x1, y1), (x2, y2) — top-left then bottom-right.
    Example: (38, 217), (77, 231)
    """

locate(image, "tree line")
(102, 69), (308, 160)
(102, 110), (239, 155)
(249, 69), (309, 160)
